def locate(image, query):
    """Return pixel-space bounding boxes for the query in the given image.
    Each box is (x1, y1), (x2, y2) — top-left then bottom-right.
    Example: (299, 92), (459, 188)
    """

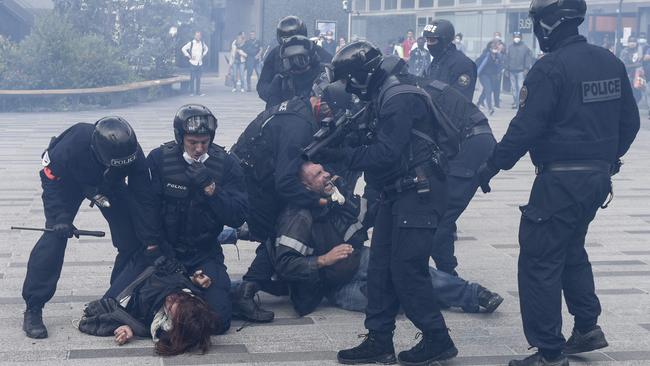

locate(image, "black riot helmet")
(276, 16), (308, 45)
(328, 41), (384, 101)
(280, 35), (317, 74)
(529, 0), (586, 52)
(173, 104), (218, 144)
(91, 116), (139, 167)
(422, 19), (455, 57)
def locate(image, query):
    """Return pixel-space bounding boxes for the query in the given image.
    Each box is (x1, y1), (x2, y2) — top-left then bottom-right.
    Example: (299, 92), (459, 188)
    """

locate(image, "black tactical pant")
(518, 170), (609, 351)
(22, 174), (141, 309)
(431, 133), (496, 275)
(242, 242), (290, 296)
(365, 187), (448, 334)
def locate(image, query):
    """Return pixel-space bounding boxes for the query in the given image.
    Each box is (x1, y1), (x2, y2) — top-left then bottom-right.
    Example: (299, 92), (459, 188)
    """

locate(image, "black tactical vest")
(231, 97), (315, 185)
(159, 141), (227, 250)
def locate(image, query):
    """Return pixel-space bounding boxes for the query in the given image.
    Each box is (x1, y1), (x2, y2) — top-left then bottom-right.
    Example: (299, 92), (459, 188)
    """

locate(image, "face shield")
(183, 115), (217, 136)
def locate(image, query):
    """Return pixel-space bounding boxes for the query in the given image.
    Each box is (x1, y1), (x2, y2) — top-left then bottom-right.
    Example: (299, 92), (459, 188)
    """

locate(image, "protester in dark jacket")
(477, 42), (504, 115)
(505, 32), (534, 108)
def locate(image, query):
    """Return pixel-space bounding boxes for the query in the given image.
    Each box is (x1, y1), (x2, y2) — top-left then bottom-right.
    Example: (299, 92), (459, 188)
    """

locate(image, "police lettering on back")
(582, 78), (621, 103)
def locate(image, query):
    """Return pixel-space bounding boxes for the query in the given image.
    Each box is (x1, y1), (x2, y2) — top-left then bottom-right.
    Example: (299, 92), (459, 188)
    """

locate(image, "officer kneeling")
(110, 104), (248, 335)
(477, 1), (640, 365)
(316, 41), (458, 365)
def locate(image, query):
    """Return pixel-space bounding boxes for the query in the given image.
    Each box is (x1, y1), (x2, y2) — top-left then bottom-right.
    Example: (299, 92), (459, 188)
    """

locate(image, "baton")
(11, 226), (105, 237)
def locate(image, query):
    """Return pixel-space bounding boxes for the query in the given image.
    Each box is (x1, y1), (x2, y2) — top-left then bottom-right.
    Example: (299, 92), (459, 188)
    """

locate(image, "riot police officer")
(22, 117), (161, 339)
(230, 89), (325, 322)
(426, 81), (496, 277)
(321, 41), (458, 365)
(423, 19), (477, 101)
(478, 1), (640, 365)
(257, 15), (332, 107)
(140, 104), (248, 334)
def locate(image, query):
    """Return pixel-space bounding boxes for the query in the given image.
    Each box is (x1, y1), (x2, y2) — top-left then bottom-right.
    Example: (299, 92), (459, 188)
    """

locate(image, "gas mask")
(514, 37), (521, 44)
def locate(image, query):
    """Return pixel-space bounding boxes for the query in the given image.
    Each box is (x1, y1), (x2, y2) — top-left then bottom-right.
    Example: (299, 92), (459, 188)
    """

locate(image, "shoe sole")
(337, 353), (397, 365)
(397, 346), (458, 366)
(564, 339), (609, 355)
(484, 294), (505, 313)
(231, 311), (274, 323)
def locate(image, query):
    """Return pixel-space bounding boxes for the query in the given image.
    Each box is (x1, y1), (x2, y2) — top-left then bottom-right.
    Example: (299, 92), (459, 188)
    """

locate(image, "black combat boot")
(23, 307), (48, 339)
(477, 286), (504, 313)
(231, 281), (274, 322)
(397, 329), (458, 365)
(564, 325), (608, 355)
(508, 352), (568, 366)
(337, 331), (396, 365)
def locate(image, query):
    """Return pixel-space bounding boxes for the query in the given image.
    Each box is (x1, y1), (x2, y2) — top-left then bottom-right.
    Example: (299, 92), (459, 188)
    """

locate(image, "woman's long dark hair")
(155, 292), (220, 356)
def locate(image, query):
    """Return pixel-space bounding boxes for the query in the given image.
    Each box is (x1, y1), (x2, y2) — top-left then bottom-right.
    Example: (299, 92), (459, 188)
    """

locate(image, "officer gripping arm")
(202, 153), (248, 228)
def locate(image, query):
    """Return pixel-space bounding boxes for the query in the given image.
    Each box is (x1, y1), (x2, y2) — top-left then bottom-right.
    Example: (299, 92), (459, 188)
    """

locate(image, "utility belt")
(536, 160), (615, 209)
(382, 163), (437, 197)
(464, 123), (493, 140)
(535, 160), (612, 175)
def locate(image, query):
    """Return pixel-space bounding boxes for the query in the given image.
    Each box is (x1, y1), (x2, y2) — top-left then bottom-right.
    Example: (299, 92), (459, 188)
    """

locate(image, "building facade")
(350, 0), (650, 58)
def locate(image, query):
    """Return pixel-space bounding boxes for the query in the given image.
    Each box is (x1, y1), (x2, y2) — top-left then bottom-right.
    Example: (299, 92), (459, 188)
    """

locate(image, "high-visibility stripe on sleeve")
(276, 235), (314, 256)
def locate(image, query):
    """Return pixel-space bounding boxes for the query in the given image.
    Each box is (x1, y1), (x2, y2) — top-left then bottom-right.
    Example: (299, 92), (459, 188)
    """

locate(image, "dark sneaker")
(509, 352), (568, 366)
(23, 308), (48, 339)
(397, 330), (458, 365)
(478, 286), (504, 313)
(231, 281), (274, 322)
(337, 332), (396, 365)
(564, 326), (608, 355)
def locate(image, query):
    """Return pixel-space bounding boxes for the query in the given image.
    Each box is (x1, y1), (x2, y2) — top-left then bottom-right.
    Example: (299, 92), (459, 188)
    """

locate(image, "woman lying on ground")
(77, 255), (218, 356)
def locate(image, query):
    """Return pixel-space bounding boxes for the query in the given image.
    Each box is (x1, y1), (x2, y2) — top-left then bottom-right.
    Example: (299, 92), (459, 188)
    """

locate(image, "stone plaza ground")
(0, 76), (649, 365)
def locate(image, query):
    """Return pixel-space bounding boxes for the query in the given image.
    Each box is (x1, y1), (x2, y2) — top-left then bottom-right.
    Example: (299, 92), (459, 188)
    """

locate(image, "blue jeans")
(189, 64), (202, 94)
(510, 71), (525, 106)
(233, 62), (246, 90)
(218, 226), (238, 244)
(330, 247), (481, 313)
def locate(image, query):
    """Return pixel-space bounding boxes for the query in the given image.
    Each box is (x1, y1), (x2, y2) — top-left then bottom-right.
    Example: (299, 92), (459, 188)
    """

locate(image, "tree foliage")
(53, 0), (211, 78)
(0, 14), (133, 89)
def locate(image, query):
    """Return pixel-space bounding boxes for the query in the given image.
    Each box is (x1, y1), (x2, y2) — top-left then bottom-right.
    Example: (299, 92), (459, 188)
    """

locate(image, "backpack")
(377, 76), (490, 160)
(231, 97), (315, 184)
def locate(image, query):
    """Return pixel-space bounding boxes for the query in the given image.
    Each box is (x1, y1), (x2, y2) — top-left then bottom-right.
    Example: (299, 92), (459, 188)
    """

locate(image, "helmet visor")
(184, 115), (217, 135)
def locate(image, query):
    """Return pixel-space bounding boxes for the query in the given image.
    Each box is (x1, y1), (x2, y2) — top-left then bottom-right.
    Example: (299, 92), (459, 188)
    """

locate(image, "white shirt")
(182, 39), (208, 66)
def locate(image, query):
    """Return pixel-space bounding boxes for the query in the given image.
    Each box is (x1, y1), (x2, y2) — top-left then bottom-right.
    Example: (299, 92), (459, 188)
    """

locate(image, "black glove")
(186, 162), (214, 189)
(312, 147), (350, 165)
(51, 223), (76, 239)
(477, 159), (500, 194)
(144, 245), (165, 266)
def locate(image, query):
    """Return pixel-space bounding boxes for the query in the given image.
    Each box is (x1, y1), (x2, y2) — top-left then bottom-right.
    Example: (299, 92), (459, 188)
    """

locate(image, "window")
(439, 0), (455, 6)
(354, 0), (367, 11)
(401, 0), (415, 8)
(419, 0), (433, 7)
(385, 0), (397, 9)
(369, 0), (381, 10)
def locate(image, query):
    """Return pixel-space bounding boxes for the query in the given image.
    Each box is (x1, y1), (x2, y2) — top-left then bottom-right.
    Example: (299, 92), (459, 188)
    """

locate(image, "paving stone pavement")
(0, 76), (649, 366)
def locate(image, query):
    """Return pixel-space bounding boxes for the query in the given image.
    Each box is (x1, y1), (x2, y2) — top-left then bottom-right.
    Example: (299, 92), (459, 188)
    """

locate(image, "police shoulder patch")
(519, 86), (528, 108)
(457, 74), (471, 88)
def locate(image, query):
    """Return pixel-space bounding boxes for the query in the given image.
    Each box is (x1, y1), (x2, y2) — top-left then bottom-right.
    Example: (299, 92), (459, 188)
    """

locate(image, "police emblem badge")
(458, 74), (470, 87)
(519, 86), (528, 107)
